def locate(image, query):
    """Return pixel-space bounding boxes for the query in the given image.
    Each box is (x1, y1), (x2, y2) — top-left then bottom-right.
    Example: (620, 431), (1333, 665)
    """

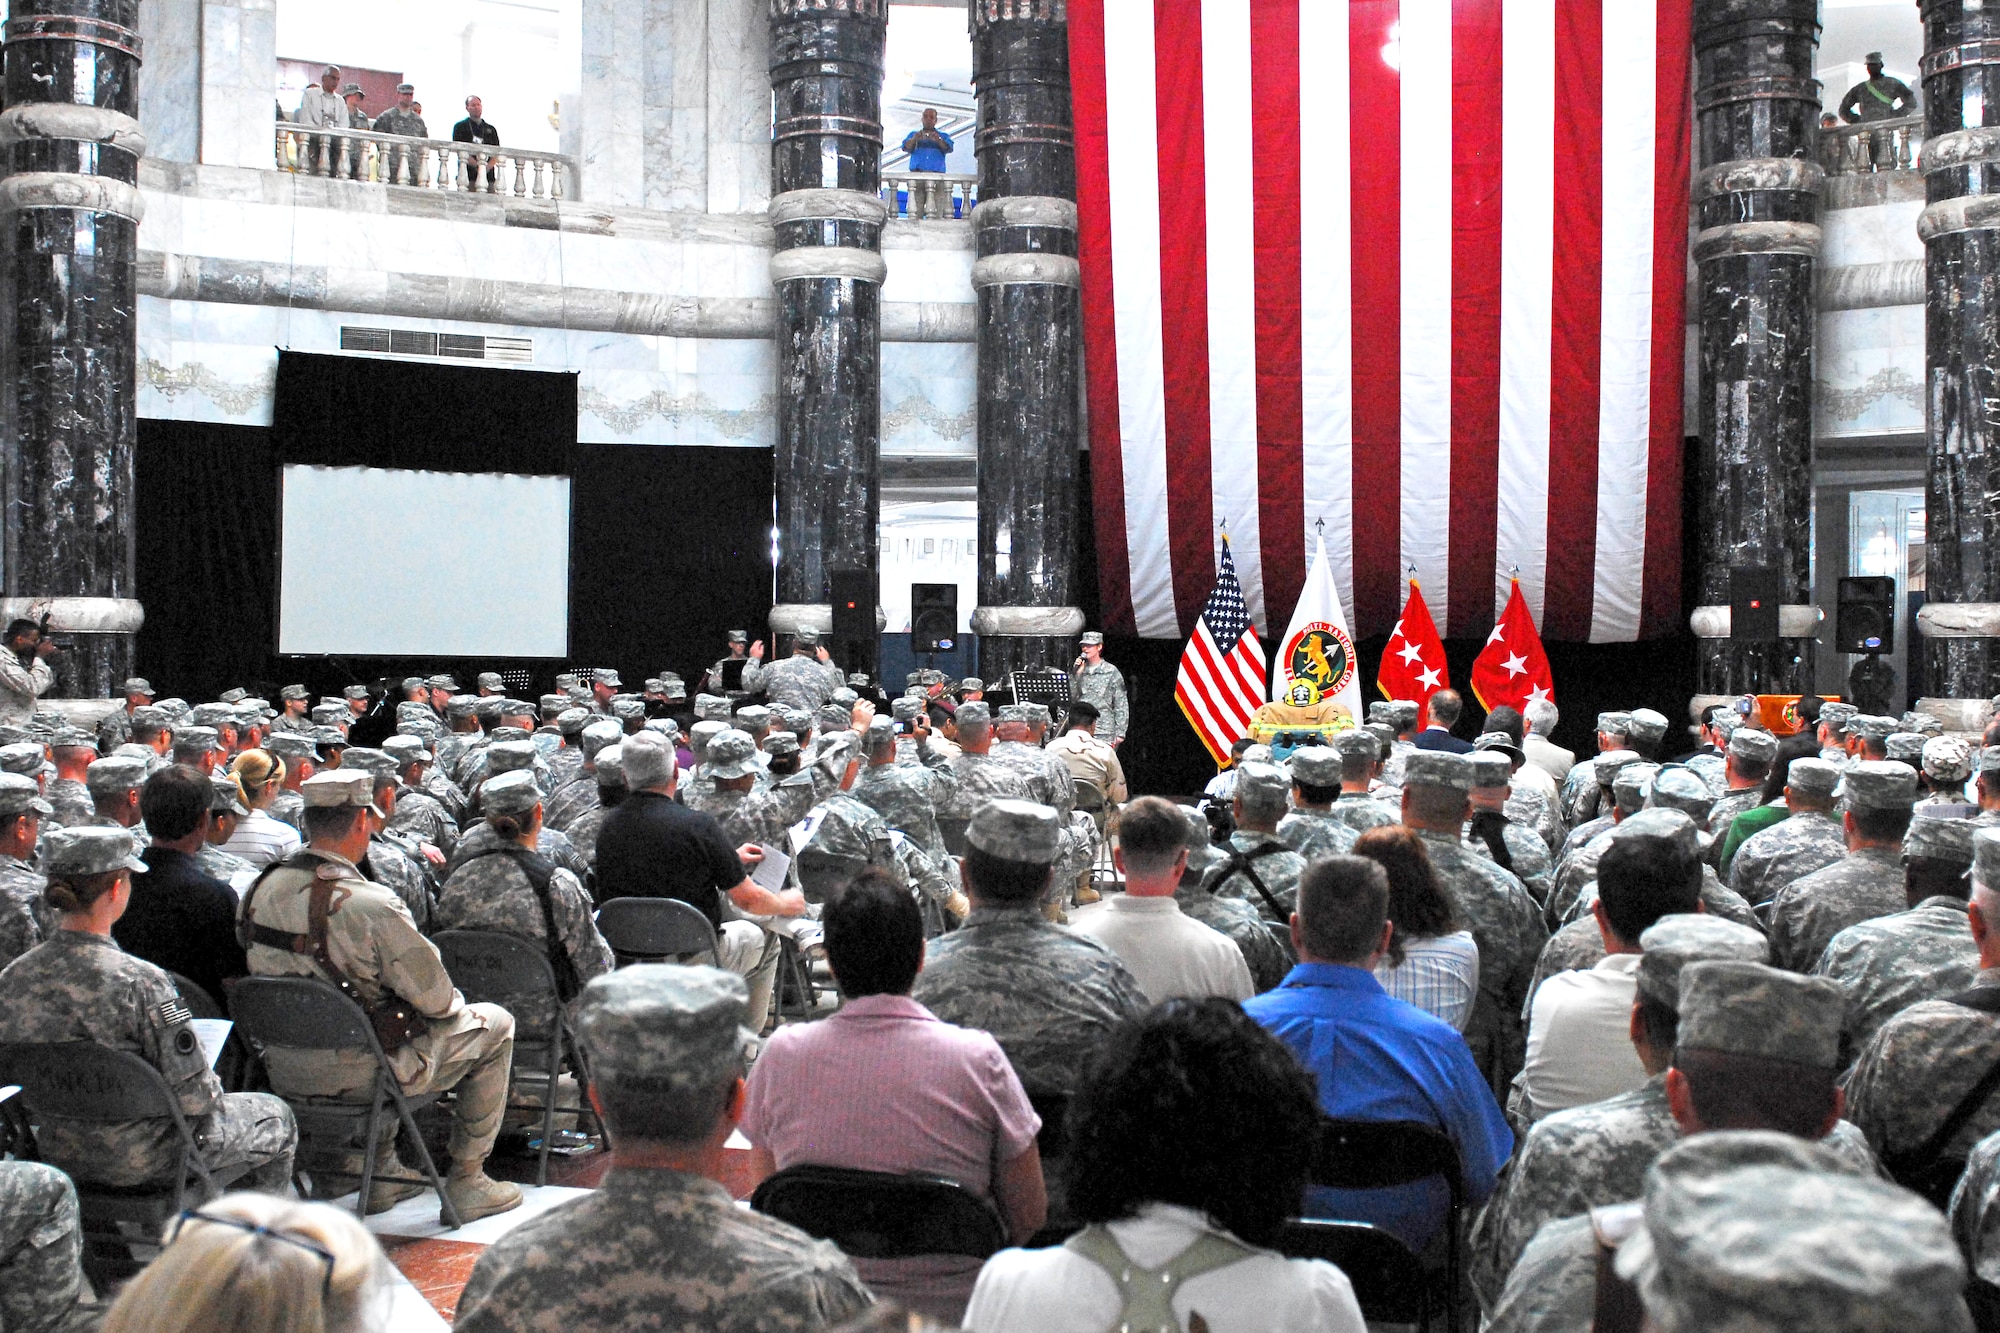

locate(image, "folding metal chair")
(595, 896), (721, 966)
(752, 1163), (1009, 1261)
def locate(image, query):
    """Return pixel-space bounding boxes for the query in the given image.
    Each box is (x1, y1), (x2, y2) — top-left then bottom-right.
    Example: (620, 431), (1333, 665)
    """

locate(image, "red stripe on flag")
(1154, 2), (1216, 635)
(1070, 0), (1136, 635)
(1250, 0), (1306, 629)
(1347, 0), (1402, 636)
(1542, 0), (1605, 640)
(1447, 0), (1505, 638)
(1642, 0), (1692, 638)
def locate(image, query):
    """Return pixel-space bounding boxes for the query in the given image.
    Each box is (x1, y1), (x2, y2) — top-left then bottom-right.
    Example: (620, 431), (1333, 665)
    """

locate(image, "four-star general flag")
(1377, 577), (1448, 712)
(1471, 577), (1557, 711)
(1274, 531), (1365, 721)
(1177, 535), (1269, 765)
(1074, 0), (1690, 646)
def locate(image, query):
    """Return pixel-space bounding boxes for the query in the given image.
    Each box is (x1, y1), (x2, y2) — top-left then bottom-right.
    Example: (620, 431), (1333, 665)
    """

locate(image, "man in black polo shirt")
(114, 765), (247, 1011)
(593, 730), (802, 1030)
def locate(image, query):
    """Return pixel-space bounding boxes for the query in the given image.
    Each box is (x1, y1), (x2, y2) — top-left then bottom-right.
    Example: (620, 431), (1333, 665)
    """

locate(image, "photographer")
(0, 618), (55, 724)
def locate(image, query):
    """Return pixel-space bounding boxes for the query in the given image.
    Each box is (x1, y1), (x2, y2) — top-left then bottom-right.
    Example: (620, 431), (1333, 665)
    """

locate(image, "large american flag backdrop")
(1072, 0), (1692, 645)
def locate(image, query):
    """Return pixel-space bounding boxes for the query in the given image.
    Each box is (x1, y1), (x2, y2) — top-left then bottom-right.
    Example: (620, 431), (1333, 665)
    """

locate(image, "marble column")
(968, 0), (1083, 678)
(1, 0), (149, 695)
(766, 0), (886, 646)
(1689, 0), (1822, 697)
(1916, 0), (2000, 726)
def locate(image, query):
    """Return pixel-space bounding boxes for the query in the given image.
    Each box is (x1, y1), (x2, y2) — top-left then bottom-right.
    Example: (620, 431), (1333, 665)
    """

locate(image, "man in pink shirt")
(743, 868), (1048, 1322)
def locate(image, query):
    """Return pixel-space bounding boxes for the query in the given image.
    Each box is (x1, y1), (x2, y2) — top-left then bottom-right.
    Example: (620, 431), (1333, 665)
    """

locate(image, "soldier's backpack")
(460, 845), (583, 1003)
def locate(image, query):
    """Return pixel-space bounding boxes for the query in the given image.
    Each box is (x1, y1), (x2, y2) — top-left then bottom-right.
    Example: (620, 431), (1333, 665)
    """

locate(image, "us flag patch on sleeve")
(156, 998), (193, 1028)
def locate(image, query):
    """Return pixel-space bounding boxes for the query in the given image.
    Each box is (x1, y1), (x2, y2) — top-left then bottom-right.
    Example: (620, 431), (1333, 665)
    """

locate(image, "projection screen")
(278, 465), (571, 658)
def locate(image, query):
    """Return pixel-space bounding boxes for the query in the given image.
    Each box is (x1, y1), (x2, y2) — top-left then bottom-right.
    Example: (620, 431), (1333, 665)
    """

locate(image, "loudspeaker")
(829, 569), (876, 675)
(1730, 566), (1782, 641)
(1836, 576), (1897, 654)
(911, 583), (958, 655)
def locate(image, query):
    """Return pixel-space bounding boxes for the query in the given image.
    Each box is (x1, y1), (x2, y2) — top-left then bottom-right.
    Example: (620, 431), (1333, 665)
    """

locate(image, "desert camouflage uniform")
(763, 655), (843, 714)
(453, 1165), (870, 1333)
(0, 853), (46, 968)
(1206, 830), (1307, 921)
(1277, 808), (1360, 860)
(940, 751), (1034, 820)
(1326, 790), (1399, 836)
(1814, 896), (1981, 1059)
(1729, 810), (1846, 906)
(1175, 881), (1292, 992)
(1415, 827), (1547, 1096)
(433, 849), (613, 1030)
(911, 901), (1148, 1098)
(1070, 660), (1129, 744)
(0, 1161), (92, 1333)
(0, 931), (295, 1191)
(42, 780), (90, 830)
(544, 774), (600, 832)
(1766, 846), (1906, 973)
(1847, 970), (2000, 1162)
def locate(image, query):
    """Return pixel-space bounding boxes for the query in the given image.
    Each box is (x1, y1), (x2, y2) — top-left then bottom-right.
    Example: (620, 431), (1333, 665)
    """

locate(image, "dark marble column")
(1916, 0), (2000, 727)
(1690, 0), (1821, 700)
(766, 0), (886, 652)
(967, 0), (1082, 679)
(0, 1), (147, 698)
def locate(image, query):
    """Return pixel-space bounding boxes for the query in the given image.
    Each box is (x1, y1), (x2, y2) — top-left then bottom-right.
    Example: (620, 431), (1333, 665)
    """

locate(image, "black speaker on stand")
(1835, 576), (1896, 654)
(911, 584), (958, 660)
(829, 568), (877, 679)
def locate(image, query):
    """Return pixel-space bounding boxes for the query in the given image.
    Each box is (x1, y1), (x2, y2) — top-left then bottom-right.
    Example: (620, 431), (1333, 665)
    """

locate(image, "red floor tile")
(383, 1236), (487, 1324)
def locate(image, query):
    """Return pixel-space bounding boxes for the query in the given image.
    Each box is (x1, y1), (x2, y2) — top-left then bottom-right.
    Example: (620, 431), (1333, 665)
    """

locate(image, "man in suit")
(1522, 698), (1575, 782)
(1413, 689), (1475, 754)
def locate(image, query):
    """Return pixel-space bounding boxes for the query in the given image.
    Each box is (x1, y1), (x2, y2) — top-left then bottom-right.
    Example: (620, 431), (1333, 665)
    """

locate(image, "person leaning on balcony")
(340, 84), (370, 131)
(453, 95), (502, 191)
(372, 85), (428, 185)
(295, 66), (344, 175)
(1838, 51), (1917, 124)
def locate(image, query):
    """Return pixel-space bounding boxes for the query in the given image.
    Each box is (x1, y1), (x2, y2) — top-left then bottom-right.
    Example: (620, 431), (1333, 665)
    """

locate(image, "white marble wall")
(1817, 193), (1926, 440)
(140, 0), (203, 163)
(199, 0), (278, 170)
(703, 0), (768, 214)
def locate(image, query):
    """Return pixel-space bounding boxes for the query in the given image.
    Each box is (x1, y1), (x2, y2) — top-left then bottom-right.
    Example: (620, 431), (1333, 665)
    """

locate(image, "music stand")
(1008, 669), (1074, 728)
(719, 659), (747, 693)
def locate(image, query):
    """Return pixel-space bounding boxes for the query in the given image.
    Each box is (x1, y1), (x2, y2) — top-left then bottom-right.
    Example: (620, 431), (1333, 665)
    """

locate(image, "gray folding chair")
(227, 976), (462, 1228)
(595, 897), (720, 966)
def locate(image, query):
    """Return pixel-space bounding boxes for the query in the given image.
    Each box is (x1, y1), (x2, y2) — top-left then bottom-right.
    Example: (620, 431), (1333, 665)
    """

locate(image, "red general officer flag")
(1472, 578), (1557, 713)
(1377, 578), (1449, 713)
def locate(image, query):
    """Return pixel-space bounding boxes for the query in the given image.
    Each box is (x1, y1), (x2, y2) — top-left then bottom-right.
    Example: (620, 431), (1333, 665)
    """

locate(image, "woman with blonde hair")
(102, 1192), (390, 1333)
(221, 750), (302, 868)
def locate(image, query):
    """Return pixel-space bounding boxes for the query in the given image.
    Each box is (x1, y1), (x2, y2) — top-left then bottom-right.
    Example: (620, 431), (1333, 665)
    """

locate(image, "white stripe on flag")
(1591, 0), (1657, 642)
(1497, 0), (1556, 628)
(1102, 0), (1178, 639)
(1299, 0), (1355, 628)
(1202, 0), (1265, 631)
(1399, 0), (1453, 625)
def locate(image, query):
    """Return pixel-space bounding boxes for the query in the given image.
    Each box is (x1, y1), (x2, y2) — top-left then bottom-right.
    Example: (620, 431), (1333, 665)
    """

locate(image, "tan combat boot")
(444, 1168), (524, 1224)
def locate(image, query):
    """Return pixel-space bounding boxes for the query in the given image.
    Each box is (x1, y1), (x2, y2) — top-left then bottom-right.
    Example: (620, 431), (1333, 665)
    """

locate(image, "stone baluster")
(1689, 0), (1822, 697)
(969, 0), (1084, 674)
(0, 0), (148, 692)
(766, 0), (888, 651)
(1916, 0), (2000, 726)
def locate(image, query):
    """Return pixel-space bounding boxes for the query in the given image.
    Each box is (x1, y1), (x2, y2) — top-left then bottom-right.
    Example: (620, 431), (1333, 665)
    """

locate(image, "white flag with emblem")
(1273, 533), (1364, 725)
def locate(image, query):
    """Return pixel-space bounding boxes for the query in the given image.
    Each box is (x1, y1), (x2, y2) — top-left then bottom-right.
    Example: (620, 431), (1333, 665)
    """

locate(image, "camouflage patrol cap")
(339, 684), (369, 703)
(959, 677), (984, 694)
(864, 718), (896, 750)
(486, 740), (538, 775)
(174, 726), (221, 755)
(1849, 714), (1899, 742)
(793, 629), (821, 649)
(645, 716), (681, 741)
(724, 629), (749, 645)
(1592, 750), (1643, 786)
(1982, 745), (2000, 776)
(1179, 805), (1219, 875)
(705, 729), (760, 780)
(1907, 814), (1977, 866)
(481, 769), (542, 819)
(1233, 761), (1292, 806)
(957, 702), (993, 728)
(301, 770), (382, 816)
(1676, 959), (1844, 1069)
(1241, 744), (1274, 765)
(594, 744), (626, 788)
(1817, 702), (1858, 733)
(1366, 701), (1396, 726)
(337, 748), (398, 784)
(1627, 709), (1669, 745)
(762, 732), (800, 759)
(735, 705), (773, 732)
(997, 704), (1034, 724)
(399, 677), (427, 694)
(50, 728), (96, 752)
(1710, 711), (1741, 740)
(541, 693), (568, 715)
(1838, 760), (1917, 812)
(189, 703), (237, 729)
(1647, 767), (1714, 822)
(1466, 751), (1512, 791)
(1923, 736), (1974, 782)
(695, 695), (733, 723)
(381, 735), (429, 769)
(1289, 746), (1341, 787)
(1611, 807), (1702, 859)
(1403, 751), (1474, 792)
(1784, 758), (1842, 799)
(309, 726), (348, 748)
(611, 698), (646, 722)
(310, 703), (348, 724)
(84, 756), (150, 796)
(1363, 723), (1398, 752)
(121, 677), (153, 697)
(1618, 1132), (1971, 1333)
(1635, 913), (1768, 1009)
(265, 733), (314, 761)
(554, 673), (579, 692)
(890, 697), (923, 724)
(688, 721), (726, 757)
(967, 797), (1062, 864)
(1080, 632), (1105, 646)
(818, 703), (855, 735)
(218, 689), (248, 705)
(1727, 728), (1778, 765)
(830, 689), (859, 710)
(129, 705), (169, 729)
(577, 965), (755, 1108)
(476, 672), (504, 692)
(1474, 732), (1526, 765)
(906, 672), (924, 689)
(0, 772), (52, 818)
(43, 825), (146, 877)
(554, 707), (592, 738)
(1597, 711), (1633, 736)
(1902, 711), (1945, 737)
(1611, 762), (1660, 815)
(209, 773), (249, 817)
(445, 695), (479, 720)
(278, 684), (309, 701)
(489, 727), (532, 746)
(778, 708), (812, 736)
(1386, 700), (1420, 729)
(660, 680), (687, 702)
(1884, 732), (1926, 765)
(155, 699), (191, 721)
(1333, 730), (1380, 762)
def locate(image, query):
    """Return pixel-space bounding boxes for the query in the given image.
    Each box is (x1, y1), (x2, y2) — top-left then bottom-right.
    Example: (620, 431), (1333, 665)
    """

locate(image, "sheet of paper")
(190, 1019), (233, 1070)
(750, 845), (792, 895)
(788, 811), (824, 854)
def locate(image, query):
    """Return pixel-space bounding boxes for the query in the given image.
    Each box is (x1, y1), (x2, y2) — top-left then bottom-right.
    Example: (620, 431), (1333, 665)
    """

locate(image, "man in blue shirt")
(901, 108), (954, 172)
(1245, 854), (1513, 1250)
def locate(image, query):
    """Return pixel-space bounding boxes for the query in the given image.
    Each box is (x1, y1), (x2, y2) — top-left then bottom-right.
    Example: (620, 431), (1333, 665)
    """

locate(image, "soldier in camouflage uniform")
(560, 740), (622, 869)
(1174, 805), (1290, 991)
(1465, 749), (1552, 904)
(197, 773), (259, 888)
(432, 770), (613, 1033)
(1375, 699), (1421, 791)
(94, 676), (152, 752)
(1705, 726), (1779, 856)
(1276, 747), (1361, 860)
(269, 683), (312, 735)
(543, 708), (591, 791)
(1558, 712), (1634, 828)
(1207, 762), (1308, 921)
(762, 630), (843, 714)
(1317, 730), (1398, 836)
(1547, 769), (1705, 927)
(433, 695), (485, 786)
(0, 774), (51, 968)
(683, 729), (835, 854)
(0, 826), (297, 1195)
(44, 730), (94, 829)
(0, 1161), (94, 1333)
(1766, 761), (1918, 972)
(263, 732), (315, 831)
(703, 628), (768, 697)
(1729, 757), (1848, 906)
(854, 715), (957, 858)
(381, 734), (460, 856)
(1069, 631), (1128, 746)
(940, 703), (1034, 820)
(912, 799), (1147, 1098)
(546, 719), (620, 832)
(82, 753), (150, 851)
(452, 966), (871, 1333)
(1552, 749), (1644, 868)
(1815, 814), (1981, 1060)
(1919, 734), (1977, 813)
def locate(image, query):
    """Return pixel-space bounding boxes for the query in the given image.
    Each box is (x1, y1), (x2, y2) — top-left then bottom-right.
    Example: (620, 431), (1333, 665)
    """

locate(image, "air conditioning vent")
(337, 326), (533, 365)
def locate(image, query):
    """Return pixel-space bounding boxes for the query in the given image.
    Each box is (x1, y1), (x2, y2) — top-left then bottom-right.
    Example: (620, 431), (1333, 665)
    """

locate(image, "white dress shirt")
(1519, 951), (1648, 1121)
(1374, 930), (1481, 1031)
(1074, 894), (1254, 1002)
(222, 808), (303, 869)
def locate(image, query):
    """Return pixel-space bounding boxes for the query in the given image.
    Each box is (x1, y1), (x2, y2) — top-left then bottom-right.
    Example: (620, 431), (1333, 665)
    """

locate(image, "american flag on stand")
(1176, 535), (1269, 766)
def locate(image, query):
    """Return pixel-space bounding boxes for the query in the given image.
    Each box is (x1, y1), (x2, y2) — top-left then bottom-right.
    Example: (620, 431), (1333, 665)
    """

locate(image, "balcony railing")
(1821, 115), (1922, 176)
(880, 170), (977, 220)
(275, 122), (570, 200)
